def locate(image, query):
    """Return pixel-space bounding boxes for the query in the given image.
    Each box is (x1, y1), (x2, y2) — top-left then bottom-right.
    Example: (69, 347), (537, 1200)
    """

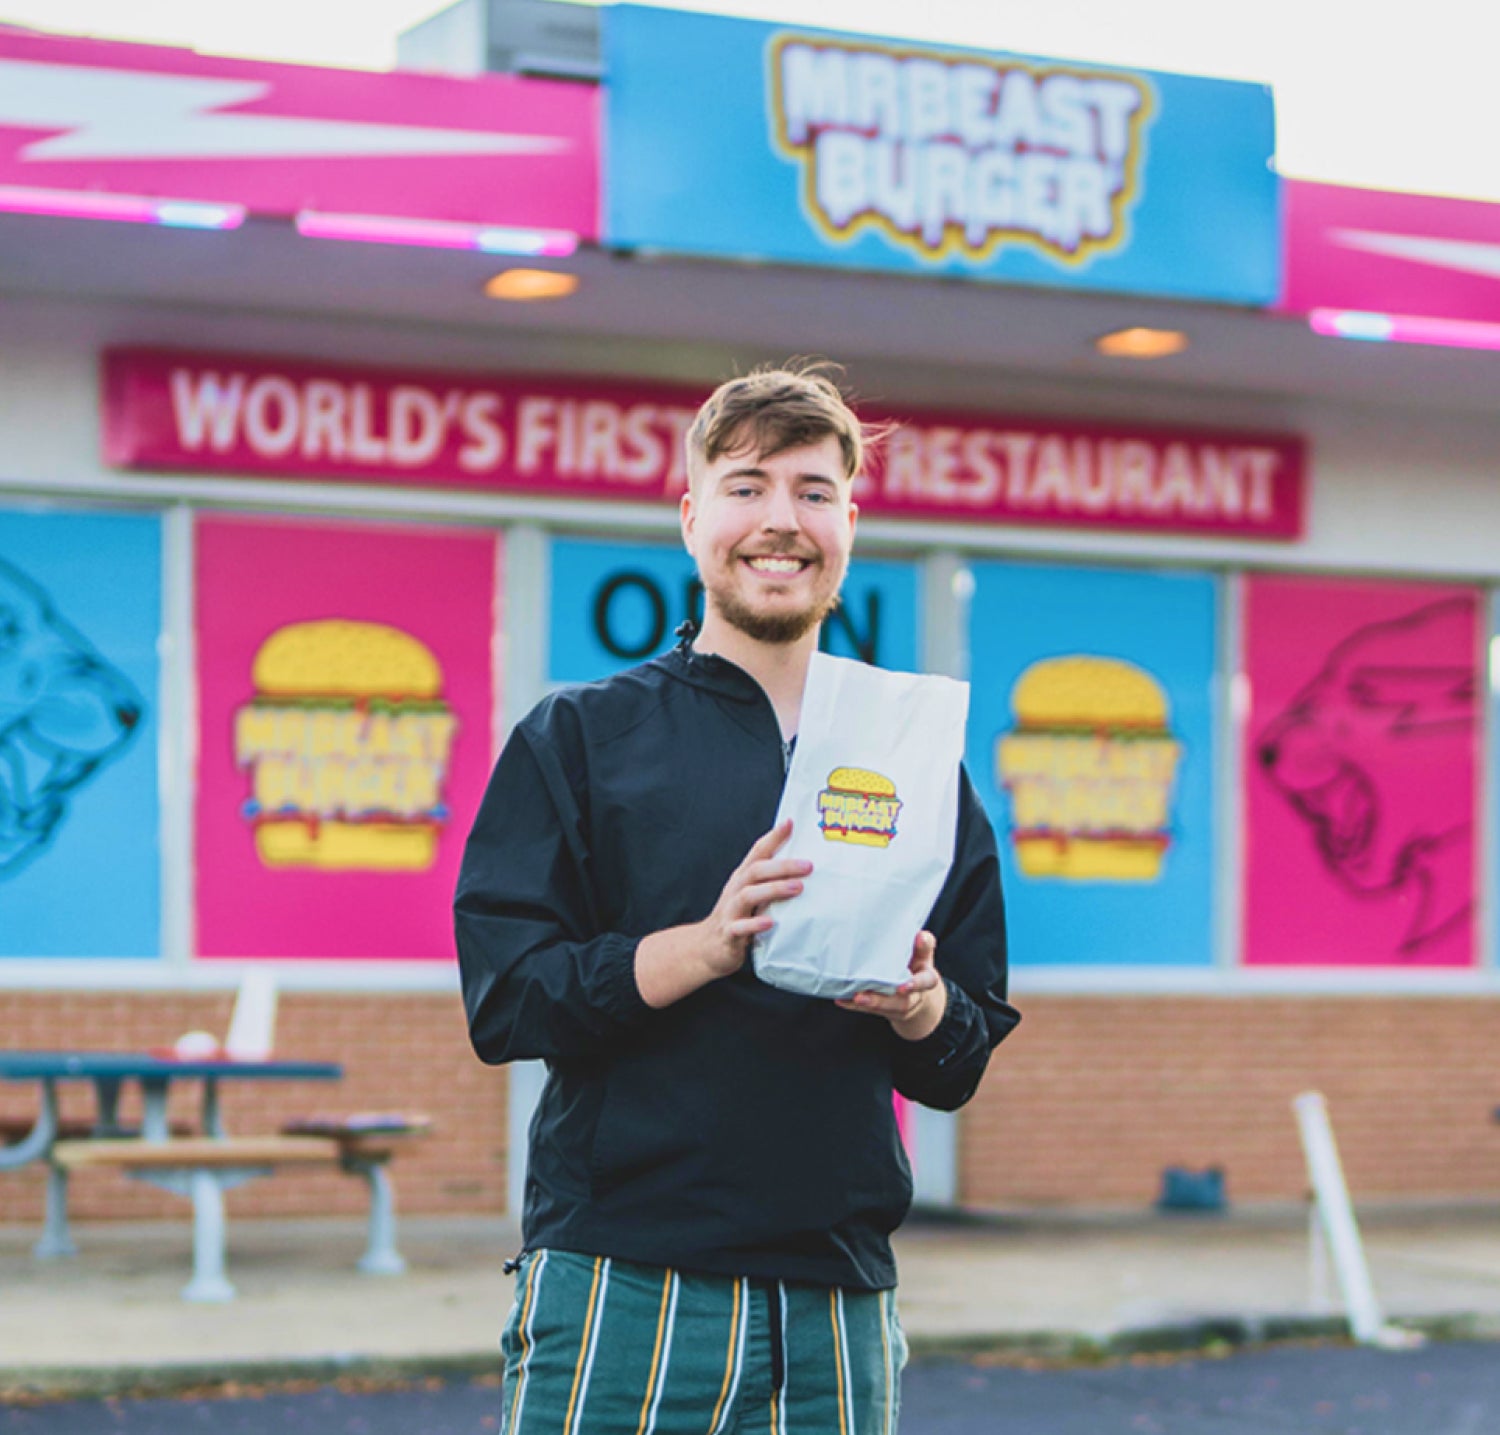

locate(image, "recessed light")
(484, 269), (580, 301)
(1095, 327), (1190, 359)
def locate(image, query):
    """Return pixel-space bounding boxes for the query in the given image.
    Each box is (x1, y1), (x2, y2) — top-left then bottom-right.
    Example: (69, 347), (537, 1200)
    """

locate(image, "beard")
(704, 559), (844, 645)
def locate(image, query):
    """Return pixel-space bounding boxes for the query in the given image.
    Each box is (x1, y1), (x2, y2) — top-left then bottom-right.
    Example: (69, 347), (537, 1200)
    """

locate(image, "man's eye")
(802, 490), (832, 504)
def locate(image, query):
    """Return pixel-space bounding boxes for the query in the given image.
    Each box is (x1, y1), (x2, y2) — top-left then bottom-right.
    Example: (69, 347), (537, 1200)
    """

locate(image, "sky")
(1, 0), (1498, 204)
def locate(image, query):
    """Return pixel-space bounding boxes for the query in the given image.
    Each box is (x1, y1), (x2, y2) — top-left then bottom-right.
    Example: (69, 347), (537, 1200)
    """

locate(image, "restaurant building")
(1, 6), (1499, 1230)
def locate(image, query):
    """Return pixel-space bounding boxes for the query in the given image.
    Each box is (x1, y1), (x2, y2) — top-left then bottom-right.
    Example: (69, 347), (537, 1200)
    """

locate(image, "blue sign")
(967, 560), (1219, 966)
(0, 509), (161, 958)
(604, 5), (1279, 304)
(549, 537), (920, 684)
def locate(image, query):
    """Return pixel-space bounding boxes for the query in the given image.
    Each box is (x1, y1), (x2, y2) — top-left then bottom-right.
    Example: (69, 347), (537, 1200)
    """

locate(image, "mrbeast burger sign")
(603, 6), (1279, 304)
(771, 37), (1151, 266)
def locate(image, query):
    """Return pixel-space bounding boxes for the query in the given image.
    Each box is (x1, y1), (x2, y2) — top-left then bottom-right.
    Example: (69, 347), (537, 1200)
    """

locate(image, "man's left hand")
(836, 931), (947, 1042)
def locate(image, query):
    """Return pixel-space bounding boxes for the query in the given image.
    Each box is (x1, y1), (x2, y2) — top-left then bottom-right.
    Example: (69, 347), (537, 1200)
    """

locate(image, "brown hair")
(685, 360), (868, 493)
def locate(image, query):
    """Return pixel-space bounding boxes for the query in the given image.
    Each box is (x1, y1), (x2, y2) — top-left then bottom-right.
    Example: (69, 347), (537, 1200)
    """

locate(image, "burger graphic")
(995, 655), (1181, 881)
(818, 766), (902, 847)
(233, 619), (458, 871)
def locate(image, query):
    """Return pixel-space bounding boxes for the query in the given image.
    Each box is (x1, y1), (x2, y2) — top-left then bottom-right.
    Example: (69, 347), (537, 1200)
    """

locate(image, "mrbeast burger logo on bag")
(768, 33), (1154, 266)
(233, 620), (457, 872)
(818, 766), (903, 847)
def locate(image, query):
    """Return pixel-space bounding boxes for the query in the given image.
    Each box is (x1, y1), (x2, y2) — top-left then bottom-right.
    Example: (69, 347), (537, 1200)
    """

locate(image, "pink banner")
(194, 516), (497, 961)
(105, 349), (1306, 540)
(1280, 181), (1500, 324)
(860, 405), (1303, 540)
(1242, 574), (1480, 968)
(0, 29), (596, 233)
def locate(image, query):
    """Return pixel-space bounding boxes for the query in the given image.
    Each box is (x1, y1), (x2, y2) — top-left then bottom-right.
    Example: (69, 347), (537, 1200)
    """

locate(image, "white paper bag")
(752, 653), (969, 1000)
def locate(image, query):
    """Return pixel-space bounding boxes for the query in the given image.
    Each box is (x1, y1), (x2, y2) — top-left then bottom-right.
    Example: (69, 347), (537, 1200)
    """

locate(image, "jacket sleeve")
(891, 766), (1020, 1110)
(454, 714), (655, 1066)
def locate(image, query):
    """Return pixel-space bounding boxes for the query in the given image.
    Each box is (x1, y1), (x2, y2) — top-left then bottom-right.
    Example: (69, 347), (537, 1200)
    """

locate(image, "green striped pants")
(499, 1248), (908, 1434)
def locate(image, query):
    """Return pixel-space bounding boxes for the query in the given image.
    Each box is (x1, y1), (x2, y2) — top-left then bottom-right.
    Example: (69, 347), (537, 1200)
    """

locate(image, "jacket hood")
(654, 624), (769, 705)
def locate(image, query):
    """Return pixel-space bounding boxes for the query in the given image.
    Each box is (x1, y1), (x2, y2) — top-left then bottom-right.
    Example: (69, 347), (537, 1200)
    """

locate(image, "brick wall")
(4, 991), (1499, 1225)
(961, 995), (1500, 1208)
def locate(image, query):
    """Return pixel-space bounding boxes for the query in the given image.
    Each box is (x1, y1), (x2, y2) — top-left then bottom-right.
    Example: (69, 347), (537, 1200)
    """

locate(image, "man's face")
(680, 434), (858, 645)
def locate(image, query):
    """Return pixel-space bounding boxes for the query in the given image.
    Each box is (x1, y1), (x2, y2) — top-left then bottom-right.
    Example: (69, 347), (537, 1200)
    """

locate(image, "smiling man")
(455, 363), (1018, 1434)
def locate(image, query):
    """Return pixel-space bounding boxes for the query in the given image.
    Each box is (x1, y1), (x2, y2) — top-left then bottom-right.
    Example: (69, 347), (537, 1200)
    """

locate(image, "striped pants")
(500, 1248), (908, 1434)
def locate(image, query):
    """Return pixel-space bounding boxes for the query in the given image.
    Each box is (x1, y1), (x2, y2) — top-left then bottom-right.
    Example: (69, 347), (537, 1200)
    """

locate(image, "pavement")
(10, 1345), (1500, 1435)
(4, 1201), (1500, 1397)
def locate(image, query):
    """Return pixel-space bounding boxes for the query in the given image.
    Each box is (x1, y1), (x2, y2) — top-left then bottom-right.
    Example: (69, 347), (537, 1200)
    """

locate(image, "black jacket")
(454, 642), (1018, 1290)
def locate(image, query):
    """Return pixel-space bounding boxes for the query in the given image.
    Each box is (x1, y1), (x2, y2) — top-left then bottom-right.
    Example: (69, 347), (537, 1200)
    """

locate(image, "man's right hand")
(699, 818), (810, 977)
(635, 818), (811, 1008)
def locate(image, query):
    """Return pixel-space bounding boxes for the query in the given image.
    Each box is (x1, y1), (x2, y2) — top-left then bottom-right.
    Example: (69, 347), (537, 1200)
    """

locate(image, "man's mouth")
(741, 555), (812, 576)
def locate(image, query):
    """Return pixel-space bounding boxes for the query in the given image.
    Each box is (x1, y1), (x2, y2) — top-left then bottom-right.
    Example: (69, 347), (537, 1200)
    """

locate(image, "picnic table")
(0, 1050), (343, 1284)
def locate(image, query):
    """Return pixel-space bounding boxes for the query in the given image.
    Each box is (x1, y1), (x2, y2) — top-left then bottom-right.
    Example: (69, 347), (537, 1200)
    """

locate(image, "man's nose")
(761, 485), (799, 531)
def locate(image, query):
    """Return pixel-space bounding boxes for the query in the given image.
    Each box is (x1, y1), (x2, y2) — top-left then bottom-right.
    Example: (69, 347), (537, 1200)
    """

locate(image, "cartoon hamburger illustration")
(233, 619), (458, 871)
(995, 655), (1181, 881)
(818, 765), (902, 847)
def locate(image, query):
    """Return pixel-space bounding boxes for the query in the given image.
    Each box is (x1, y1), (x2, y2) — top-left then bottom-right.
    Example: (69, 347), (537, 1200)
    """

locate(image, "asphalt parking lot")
(4, 1341), (1498, 1435)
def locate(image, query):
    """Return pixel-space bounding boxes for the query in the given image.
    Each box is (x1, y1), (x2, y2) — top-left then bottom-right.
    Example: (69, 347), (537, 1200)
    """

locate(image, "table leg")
(36, 1162), (77, 1260)
(202, 1078), (225, 1138)
(0, 1078), (58, 1171)
(31, 1080), (77, 1260)
(349, 1159), (406, 1276)
(94, 1079), (127, 1136)
(140, 1078), (170, 1141)
(183, 1170), (236, 1303)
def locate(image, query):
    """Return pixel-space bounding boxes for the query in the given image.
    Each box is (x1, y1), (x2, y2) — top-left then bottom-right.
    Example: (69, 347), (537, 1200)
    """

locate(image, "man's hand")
(698, 818), (810, 977)
(836, 931), (947, 1041)
(636, 819), (810, 1008)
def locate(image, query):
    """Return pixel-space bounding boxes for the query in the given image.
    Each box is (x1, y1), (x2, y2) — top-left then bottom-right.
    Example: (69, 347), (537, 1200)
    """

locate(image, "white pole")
(1307, 1200), (1332, 1314)
(1291, 1091), (1420, 1348)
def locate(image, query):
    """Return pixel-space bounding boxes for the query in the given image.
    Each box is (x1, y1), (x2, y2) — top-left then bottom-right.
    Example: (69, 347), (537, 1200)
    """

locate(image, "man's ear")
(679, 490), (696, 556)
(847, 499), (859, 540)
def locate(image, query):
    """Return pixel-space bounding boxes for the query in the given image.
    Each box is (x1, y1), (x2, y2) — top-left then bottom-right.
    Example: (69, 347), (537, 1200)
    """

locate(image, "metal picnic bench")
(53, 1115), (432, 1301)
(0, 1051), (429, 1301)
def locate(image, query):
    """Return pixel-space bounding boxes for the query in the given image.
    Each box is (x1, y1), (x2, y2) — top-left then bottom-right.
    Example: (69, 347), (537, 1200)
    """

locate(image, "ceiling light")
(1094, 327), (1190, 359)
(485, 269), (580, 301)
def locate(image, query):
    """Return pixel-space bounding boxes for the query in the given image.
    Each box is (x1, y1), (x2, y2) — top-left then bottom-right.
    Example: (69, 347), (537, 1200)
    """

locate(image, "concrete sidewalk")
(4, 1203), (1500, 1393)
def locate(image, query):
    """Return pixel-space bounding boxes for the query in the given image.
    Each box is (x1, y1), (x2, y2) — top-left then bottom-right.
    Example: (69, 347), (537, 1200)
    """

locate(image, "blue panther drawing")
(0, 557), (145, 878)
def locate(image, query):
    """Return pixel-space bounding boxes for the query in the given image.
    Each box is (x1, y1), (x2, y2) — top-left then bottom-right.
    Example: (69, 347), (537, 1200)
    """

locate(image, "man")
(455, 363), (1018, 1434)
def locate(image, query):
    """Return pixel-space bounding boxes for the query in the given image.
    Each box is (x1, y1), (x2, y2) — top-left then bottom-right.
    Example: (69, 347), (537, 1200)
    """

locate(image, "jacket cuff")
(599, 934), (654, 1025)
(898, 977), (972, 1068)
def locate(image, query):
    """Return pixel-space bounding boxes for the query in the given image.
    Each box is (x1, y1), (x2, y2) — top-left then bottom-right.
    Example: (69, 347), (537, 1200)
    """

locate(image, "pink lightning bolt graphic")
(0, 28), (599, 235)
(1280, 180), (1500, 326)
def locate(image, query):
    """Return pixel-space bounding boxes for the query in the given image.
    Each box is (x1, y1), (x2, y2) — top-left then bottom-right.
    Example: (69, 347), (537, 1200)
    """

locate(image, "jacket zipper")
(782, 737), (794, 774)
